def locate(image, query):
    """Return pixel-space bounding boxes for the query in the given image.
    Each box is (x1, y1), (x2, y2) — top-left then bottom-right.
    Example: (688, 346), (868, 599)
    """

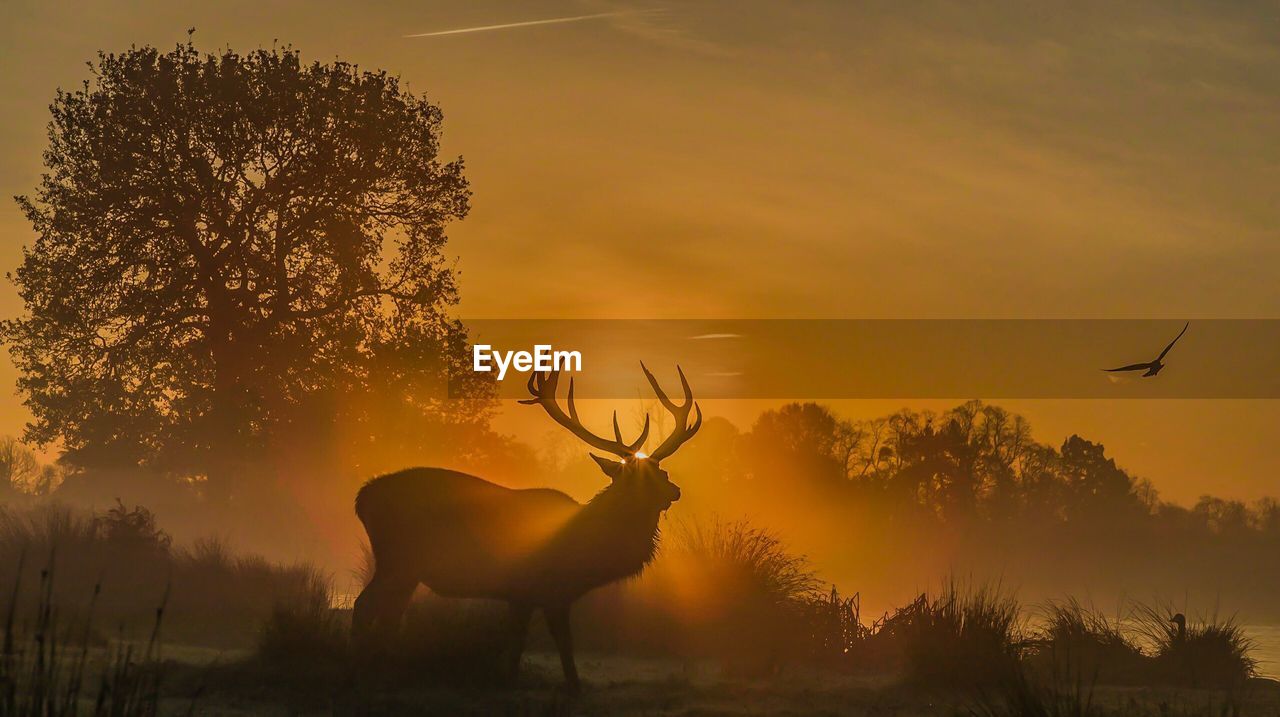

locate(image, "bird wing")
(1156, 321), (1189, 361)
(1103, 363), (1154, 372)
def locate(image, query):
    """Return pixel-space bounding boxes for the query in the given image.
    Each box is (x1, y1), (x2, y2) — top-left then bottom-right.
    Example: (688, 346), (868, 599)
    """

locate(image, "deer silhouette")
(351, 364), (701, 692)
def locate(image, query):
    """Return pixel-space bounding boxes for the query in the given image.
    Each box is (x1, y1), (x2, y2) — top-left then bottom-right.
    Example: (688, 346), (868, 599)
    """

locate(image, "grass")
(879, 578), (1024, 688)
(1131, 603), (1257, 688)
(646, 517), (823, 675)
(1026, 599), (1147, 685)
(0, 502), (1260, 713)
(0, 504), (331, 648)
(793, 586), (871, 666)
(967, 667), (1250, 717)
(0, 552), (165, 716)
(671, 517), (821, 606)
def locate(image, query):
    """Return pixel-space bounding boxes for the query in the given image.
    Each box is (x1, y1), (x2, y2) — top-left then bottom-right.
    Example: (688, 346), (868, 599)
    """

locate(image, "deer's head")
(521, 363), (702, 511)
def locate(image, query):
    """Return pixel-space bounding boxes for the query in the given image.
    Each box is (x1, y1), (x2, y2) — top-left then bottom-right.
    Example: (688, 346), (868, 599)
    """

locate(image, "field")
(157, 648), (1280, 716)
(1, 505), (1275, 716)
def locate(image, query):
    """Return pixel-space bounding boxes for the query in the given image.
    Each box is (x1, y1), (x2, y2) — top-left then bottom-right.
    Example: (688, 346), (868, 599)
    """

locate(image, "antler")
(520, 370), (650, 458)
(641, 362), (703, 461)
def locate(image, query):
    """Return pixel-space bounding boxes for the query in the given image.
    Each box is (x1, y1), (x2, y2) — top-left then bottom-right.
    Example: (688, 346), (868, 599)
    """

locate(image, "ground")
(160, 649), (1280, 716)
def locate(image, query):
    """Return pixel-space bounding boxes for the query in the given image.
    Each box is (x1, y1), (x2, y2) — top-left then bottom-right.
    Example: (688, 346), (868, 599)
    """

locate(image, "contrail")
(404, 10), (653, 38)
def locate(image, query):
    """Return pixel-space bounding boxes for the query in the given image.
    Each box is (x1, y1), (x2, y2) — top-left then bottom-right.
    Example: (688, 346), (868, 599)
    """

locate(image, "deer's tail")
(354, 479), (376, 525)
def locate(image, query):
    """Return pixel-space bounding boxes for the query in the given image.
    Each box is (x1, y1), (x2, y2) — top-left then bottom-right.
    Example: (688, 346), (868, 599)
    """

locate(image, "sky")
(1, 0), (1279, 502)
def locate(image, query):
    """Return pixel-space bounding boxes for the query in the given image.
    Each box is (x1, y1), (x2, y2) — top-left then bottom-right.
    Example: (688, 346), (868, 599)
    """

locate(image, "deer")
(351, 363), (701, 692)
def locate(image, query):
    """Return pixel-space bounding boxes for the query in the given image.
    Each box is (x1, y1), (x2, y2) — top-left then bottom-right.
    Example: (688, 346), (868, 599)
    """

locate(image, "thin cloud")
(404, 10), (660, 38)
(687, 333), (742, 340)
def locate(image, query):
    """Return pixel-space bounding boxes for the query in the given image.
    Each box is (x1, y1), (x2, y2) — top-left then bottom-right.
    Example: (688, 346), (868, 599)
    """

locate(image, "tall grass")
(653, 517), (822, 675)
(1026, 599), (1146, 685)
(0, 553), (164, 716)
(671, 518), (820, 605)
(0, 504), (331, 648)
(1131, 603), (1256, 688)
(883, 578), (1024, 687)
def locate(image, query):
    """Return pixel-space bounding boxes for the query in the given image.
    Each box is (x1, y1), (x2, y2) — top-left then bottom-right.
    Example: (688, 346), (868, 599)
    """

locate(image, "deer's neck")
(572, 485), (663, 580)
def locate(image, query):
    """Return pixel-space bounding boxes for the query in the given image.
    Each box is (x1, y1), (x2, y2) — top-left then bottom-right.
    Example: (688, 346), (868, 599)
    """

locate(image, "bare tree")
(0, 437), (40, 494)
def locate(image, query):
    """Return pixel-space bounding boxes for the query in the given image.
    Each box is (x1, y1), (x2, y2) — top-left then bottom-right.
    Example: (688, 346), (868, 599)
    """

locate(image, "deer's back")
(356, 467), (581, 598)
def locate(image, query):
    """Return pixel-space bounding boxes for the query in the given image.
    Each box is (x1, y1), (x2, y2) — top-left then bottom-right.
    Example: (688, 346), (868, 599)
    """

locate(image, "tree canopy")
(3, 41), (477, 494)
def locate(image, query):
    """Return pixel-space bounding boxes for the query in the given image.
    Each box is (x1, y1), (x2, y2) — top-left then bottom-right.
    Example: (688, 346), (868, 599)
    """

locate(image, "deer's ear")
(589, 453), (624, 480)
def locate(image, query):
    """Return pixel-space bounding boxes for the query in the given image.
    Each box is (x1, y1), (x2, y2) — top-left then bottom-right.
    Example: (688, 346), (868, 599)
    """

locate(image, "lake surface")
(1248, 625), (1280, 679)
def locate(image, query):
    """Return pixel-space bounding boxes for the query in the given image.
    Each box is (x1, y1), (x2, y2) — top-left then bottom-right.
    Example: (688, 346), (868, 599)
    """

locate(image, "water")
(1247, 625), (1280, 680)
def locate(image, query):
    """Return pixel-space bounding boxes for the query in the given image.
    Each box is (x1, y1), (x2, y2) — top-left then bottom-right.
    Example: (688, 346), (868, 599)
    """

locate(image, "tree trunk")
(205, 322), (248, 506)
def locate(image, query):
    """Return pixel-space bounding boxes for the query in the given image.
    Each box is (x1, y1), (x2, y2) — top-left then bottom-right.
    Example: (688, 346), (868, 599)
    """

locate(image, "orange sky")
(1, 0), (1278, 502)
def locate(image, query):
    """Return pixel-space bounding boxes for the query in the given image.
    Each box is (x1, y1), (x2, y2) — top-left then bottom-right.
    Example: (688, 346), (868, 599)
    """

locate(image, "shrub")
(167, 538), (336, 646)
(0, 504), (336, 649)
(93, 500), (171, 556)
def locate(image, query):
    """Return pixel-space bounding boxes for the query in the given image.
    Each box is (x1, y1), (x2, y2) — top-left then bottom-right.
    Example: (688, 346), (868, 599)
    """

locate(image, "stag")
(352, 364), (701, 691)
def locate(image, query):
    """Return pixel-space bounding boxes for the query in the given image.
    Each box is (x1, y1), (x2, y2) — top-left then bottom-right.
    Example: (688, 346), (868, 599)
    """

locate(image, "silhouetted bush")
(1132, 604), (1256, 688)
(0, 504), (331, 648)
(628, 517), (822, 676)
(885, 578), (1023, 687)
(1025, 599), (1146, 684)
(257, 570), (345, 668)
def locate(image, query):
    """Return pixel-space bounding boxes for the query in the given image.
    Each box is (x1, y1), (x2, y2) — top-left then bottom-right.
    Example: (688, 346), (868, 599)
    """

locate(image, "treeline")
(732, 400), (1275, 532)
(3, 397), (1277, 617)
(654, 400), (1280, 619)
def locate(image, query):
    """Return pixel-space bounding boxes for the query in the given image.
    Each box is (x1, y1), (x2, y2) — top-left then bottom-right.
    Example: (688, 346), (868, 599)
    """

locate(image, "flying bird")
(1103, 321), (1189, 377)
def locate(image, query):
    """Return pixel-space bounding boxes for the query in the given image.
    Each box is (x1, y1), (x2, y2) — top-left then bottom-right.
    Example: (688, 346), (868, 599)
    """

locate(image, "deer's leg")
(351, 572), (384, 639)
(503, 602), (533, 682)
(352, 571), (416, 642)
(545, 603), (580, 693)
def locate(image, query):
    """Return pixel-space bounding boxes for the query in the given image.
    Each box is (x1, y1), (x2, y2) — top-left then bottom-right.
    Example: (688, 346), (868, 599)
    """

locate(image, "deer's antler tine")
(676, 365), (693, 407)
(645, 363), (703, 461)
(517, 371), (542, 405)
(523, 369), (640, 460)
(631, 414), (651, 453)
(641, 361), (680, 412)
(567, 377), (580, 423)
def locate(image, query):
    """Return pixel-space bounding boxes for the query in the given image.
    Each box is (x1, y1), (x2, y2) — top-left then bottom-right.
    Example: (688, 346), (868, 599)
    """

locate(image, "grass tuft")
(1131, 603), (1256, 688)
(883, 577), (1023, 687)
(1026, 599), (1146, 684)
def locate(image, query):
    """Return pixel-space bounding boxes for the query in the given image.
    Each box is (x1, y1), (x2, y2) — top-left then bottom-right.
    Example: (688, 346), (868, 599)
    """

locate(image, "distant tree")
(3, 41), (477, 498)
(1058, 435), (1140, 519)
(1193, 495), (1250, 534)
(747, 403), (847, 489)
(1251, 497), (1280, 534)
(0, 437), (40, 494)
